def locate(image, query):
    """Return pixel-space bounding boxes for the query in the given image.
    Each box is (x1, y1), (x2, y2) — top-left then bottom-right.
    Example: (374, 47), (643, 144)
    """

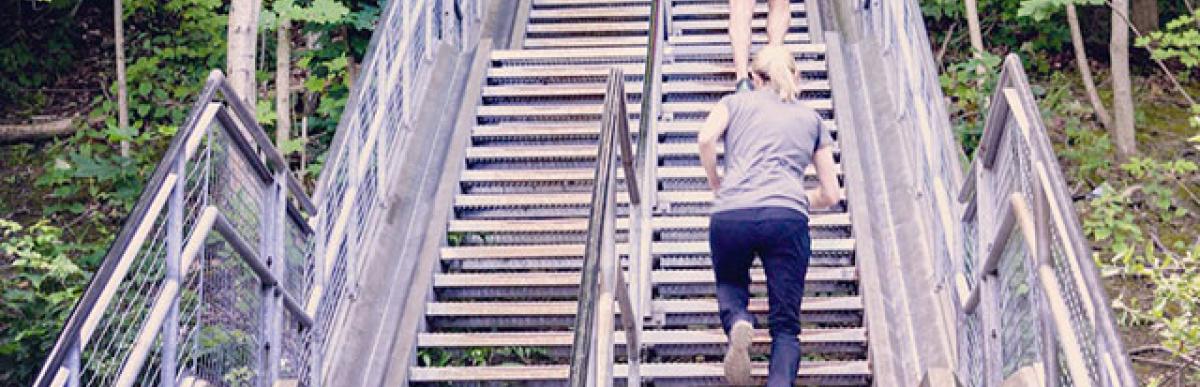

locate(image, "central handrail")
(567, 68), (644, 387)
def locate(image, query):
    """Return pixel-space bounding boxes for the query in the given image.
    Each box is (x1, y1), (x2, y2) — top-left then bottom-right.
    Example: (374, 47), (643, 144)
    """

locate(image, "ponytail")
(751, 45), (800, 103)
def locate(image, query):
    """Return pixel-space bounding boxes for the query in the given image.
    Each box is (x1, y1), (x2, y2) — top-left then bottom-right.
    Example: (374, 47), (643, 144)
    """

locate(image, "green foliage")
(0, 220), (85, 384)
(1015, 0), (1103, 21)
(1138, 10), (1200, 68)
(939, 52), (1003, 155)
(922, 0), (1074, 58)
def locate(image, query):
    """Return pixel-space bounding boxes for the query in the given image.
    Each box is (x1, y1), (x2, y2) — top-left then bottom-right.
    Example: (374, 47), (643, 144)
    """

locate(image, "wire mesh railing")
(306, 0), (486, 379)
(955, 55), (1137, 386)
(832, 1), (1136, 384)
(36, 70), (319, 387)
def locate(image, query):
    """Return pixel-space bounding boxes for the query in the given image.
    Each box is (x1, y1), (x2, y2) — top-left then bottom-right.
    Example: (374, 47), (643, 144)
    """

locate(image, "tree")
(276, 16), (291, 153)
(115, 0), (130, 157)
(1066, 2), (1114, 130)
(227, 0), (263, 107)
(964, 0), (987, 76)
(1111, 0), (1138, 159)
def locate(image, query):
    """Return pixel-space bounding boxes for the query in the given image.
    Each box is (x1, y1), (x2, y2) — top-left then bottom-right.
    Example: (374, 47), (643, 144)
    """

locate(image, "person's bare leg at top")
(729, 0), (754, 92)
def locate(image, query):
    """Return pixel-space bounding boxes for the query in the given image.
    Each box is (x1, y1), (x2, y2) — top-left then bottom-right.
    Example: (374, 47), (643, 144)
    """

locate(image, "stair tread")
(458, 164), (839, 182)
(672, 18), (808, 30)
(671, 33), (811, 45)
(424, 296), (863, 316)
(526, 2), (804, 19)
(664, 100), (833, 112)
(476, 103), (641, 117)
(453, 189), (845, 207)
(439, 238), (855, 259)
(480, 80), (830, 98)
(446, 213), (850, 233)
(465, 142), (836, 159)
(527, 21), (651, 33)
(485, 61), (826, 79)
(433, 267), (856, 287)
(409, 360), (869, 381)
(468, 119), (836, 139)
(525, 36), (651, 48)
(417, 327), (865, 347)
(491, 43), (825, 61)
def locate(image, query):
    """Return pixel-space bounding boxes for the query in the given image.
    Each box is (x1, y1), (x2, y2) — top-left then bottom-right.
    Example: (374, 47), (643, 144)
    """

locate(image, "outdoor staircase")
(408, 0), (870, 385)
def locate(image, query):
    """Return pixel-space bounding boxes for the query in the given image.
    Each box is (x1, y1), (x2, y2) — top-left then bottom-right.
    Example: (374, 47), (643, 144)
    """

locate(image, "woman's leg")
(767, 0), (792, 46)
(759, 217), (812, 387)
(709, 214), (757, 385)
(708, 215), (757, 333)
(728, 0), (755, 81)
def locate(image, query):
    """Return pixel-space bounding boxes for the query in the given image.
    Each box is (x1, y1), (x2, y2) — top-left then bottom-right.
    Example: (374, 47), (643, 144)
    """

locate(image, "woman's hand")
(806, 145), (841, 208)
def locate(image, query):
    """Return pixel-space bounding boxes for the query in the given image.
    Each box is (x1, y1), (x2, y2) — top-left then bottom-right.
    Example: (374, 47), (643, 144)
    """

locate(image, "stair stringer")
(819, 0), (967, 384)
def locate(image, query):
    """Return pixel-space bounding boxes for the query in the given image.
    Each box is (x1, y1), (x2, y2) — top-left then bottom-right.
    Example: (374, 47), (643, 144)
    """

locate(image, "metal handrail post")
(594, 166), (619, 387)
(635, 0), (666, 323)
(159, 134), (186, 387)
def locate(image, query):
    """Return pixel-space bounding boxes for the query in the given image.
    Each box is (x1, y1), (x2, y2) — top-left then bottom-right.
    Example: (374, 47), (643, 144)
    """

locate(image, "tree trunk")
(1067, 3), (1113, 130)
(0, 116), (80, 143)
(276, 17), (291, 159)
(114, 0), (130, 157)
(1110, 0), (1138, 160)
(226, 0), (263, 108)
(963, 0), (986, 75)
(1131, 0), (1159, 33)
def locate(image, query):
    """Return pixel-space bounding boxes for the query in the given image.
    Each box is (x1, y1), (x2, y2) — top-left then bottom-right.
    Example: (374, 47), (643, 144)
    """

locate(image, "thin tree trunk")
(1067, 2), (1113, 130)
(227, 0), (262, 107)
(276, 17), (291, 160)
(1110, 0), (1138, 159)
(114, 0), (130, 157)
(963, 0), (986, 76)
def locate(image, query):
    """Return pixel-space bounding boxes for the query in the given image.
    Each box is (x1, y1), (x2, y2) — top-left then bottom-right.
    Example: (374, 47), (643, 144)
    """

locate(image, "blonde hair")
(751, 45), (800, 102)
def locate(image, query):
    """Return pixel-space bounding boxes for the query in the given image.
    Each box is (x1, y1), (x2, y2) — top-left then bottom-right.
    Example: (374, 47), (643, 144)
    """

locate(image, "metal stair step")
(666, 43), (826, 61)
(525, 36), (651, 48)
(661, 79), (830, 93)
(467, 119), (836, 143)
(480, 80), (829, 99)
(433, 267), (857, 300)
(451, 189), (846, 210)
(464, 143), (837, 164)
(459, 165), (837, 183)
(409, 361), (869, 384)
(476, 103), (640, 121)
(425, 296), (862, 317)
(670, 32), (811, 45)
(527, 21), (650, 34)
(672, 2), (807, 16)
(491, 44), (825, 63)
(657, 119), (836, 134)
(416, 327), (865, 348)
(439, 238), (853, 261)
(672, 18), (808, 31)
(486, 62), (826, 82)
(663, 100), (833, 115)
(446, 213), (850, 234)
(434, 267), (855, 287)
(526, 2), (804, 21)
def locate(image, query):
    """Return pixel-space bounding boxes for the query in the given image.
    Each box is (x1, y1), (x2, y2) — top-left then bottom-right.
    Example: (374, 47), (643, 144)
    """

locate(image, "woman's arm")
(698, 103), (730, 191)
(806, 145), (841, 208)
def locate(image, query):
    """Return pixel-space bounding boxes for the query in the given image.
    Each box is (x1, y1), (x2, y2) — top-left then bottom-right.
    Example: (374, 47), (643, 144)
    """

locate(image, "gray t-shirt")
(711, 89), (834, 217)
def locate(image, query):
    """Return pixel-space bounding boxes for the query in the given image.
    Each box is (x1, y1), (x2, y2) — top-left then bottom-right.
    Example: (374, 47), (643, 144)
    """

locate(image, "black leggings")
(709, 206), (811, 387)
